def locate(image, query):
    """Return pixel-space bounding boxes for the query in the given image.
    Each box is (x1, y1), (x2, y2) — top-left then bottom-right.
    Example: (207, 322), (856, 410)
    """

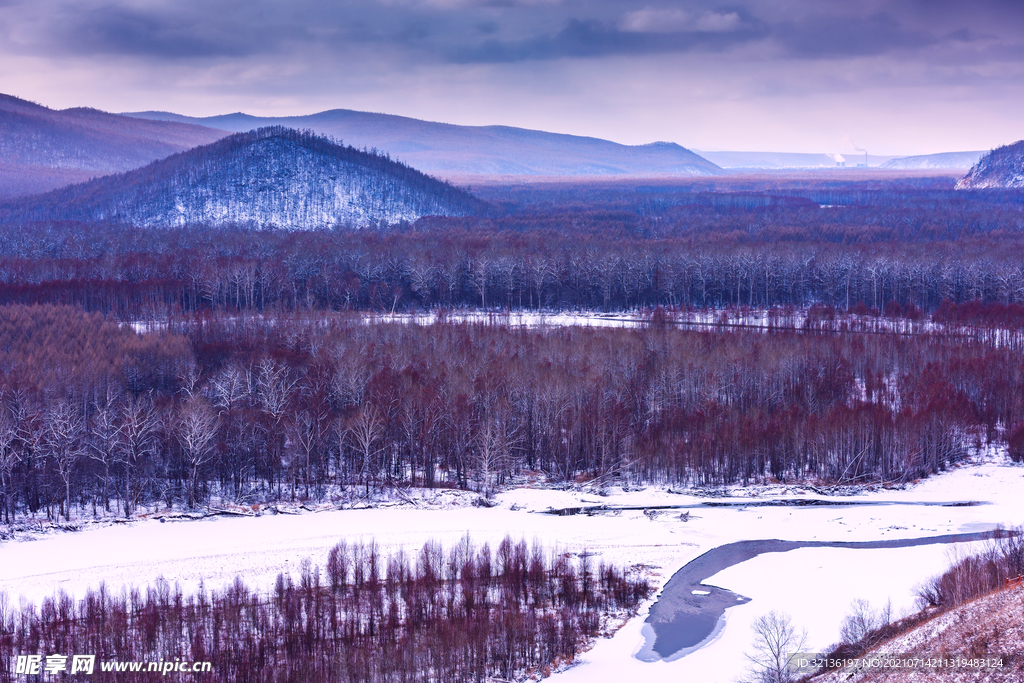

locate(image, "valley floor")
(1, 453), (1021, 682)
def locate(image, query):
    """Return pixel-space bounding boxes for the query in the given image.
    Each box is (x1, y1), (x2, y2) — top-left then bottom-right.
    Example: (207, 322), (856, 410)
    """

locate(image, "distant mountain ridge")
(694, 150), (898, 168)
(125, 109), (722, 178)
(956, 141), (1024, 189)
(882, 150), (984, 170)
(0, 94), (227, 200)
(0, 127), (483, 229)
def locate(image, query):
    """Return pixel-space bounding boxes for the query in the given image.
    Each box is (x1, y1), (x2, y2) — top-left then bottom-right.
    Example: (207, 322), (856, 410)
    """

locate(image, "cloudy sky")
(1, 0), (1022, 154)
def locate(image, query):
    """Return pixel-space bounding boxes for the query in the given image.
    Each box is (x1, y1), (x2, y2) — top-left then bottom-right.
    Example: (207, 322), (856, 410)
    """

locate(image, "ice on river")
(1, 457), (1021, 683)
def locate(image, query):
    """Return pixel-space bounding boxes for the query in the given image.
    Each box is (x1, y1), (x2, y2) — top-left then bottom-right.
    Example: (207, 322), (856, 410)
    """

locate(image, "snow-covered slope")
(956, 141), (1024, 189)
(0, 127), (484, 229)
(813, 587), (1024, 682)
(881, 150), (984, 170)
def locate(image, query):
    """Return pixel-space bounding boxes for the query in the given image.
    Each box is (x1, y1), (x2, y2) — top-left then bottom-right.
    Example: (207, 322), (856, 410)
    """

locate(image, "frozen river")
(1, 457), (1021, 683)
(638, 531), (998, 663)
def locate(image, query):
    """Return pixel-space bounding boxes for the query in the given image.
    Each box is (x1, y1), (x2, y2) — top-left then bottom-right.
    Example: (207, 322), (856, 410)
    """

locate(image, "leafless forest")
(0, 178), (1023, 681)
(0, 184), (1023, 316)
(0, 535), (650, 682)
(1, 183), (1024, 522)
(0, 300), (1023, 524)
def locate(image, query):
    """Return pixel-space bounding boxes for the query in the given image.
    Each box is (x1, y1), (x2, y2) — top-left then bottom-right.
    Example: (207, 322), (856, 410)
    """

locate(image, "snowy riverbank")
(1, 456), (1021, 682)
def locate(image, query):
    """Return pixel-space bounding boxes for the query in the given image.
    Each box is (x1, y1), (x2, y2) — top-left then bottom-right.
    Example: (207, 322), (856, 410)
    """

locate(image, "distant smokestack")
(854, 146), (868, 167)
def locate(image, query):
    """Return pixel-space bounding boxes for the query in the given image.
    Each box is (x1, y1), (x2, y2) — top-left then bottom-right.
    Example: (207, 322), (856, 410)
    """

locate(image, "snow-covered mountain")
(956, 141), (1024, 189)
(881, 150), (984, 170)
(1, 127), (484, 229)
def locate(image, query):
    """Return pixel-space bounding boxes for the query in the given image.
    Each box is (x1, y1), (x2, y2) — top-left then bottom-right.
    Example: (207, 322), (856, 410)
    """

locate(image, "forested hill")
(0, 93), (227, 200)
(0, 127), (486, 229)
(956, 140), (1024, 189)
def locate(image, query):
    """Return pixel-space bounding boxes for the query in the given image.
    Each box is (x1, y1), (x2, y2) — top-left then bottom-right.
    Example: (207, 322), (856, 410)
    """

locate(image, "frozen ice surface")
(1, 458), (1020, 683)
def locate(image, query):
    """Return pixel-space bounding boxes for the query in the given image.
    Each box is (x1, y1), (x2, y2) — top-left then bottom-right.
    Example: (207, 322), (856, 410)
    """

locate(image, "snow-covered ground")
(1, 458), (1021, 682)
(371, 307), (937, 335)
(130, 308), (1024, 351)
(371, 310), (651, 329)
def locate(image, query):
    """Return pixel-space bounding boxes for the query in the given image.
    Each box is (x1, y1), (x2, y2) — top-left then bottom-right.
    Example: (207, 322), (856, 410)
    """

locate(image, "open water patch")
(638, 530), (1004, 662)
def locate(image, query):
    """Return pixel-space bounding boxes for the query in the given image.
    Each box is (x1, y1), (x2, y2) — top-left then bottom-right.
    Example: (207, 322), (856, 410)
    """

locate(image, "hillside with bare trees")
(813, 532), (1024, 682)
(957, 140), (1024, 190)
(0, 128), (485, 229)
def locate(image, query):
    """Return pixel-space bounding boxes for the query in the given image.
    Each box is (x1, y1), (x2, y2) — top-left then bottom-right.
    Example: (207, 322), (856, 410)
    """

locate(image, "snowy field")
(2, 457), (1022, 682)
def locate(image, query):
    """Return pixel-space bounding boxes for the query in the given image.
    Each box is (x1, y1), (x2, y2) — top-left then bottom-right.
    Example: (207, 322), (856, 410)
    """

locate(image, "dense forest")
(0, 535), (650, 682)
(0, 182), (1023, 316)
(0, 183), (1022, 521)
(1, 303), (1022, 524)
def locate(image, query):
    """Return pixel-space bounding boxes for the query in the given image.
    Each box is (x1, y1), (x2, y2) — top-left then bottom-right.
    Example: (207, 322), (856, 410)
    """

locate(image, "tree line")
(0, 535), (651, 682)
(1, 222), (1024, 318)
(2, 304), (1023, 522)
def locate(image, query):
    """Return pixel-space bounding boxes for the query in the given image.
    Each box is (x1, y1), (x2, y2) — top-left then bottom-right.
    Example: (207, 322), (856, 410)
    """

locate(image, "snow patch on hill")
(956, 141), (1024, 189)
(0, 127), (483, 229)
(881, 151), (984, 170)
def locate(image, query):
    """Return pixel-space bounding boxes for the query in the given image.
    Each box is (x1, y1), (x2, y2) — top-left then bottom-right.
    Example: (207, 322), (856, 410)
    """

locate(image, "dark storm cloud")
(2, 1), (299, 59)
(1, 0), (1021, 65)
(3, 0), (406, 60)
(772, 12), (939, 59)
(445, 3), (1019, 64)
(61, 5), (267, 58)
(451, 17), (768, 63)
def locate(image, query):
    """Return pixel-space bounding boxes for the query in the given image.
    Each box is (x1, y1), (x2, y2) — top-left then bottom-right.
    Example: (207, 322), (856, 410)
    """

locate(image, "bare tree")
(523, 256), (553, 310)
(407, 258), (437, 305)
(43, 401), (86, 521)
(0, 403), (19, 523)
(255, 358), (297, 495)
(839, 598), (891, 646)
(292, 405), (329, 499)
(473, 408), (521, 497)
(175, 397), (220, 508)
(332, 353), (369, 409)
(89, 397), (123, 514)
(119, 395), (158, 517)
(179, 362), (203, 400)
(346, 404), (384, 494)
(256, 358), (296, 419)
(210, 363), (251, 411)
(744, 610), (807, 683)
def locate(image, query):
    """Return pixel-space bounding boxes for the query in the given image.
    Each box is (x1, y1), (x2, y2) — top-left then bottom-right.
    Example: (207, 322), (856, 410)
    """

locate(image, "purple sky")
(1, 0), (1022, 155)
